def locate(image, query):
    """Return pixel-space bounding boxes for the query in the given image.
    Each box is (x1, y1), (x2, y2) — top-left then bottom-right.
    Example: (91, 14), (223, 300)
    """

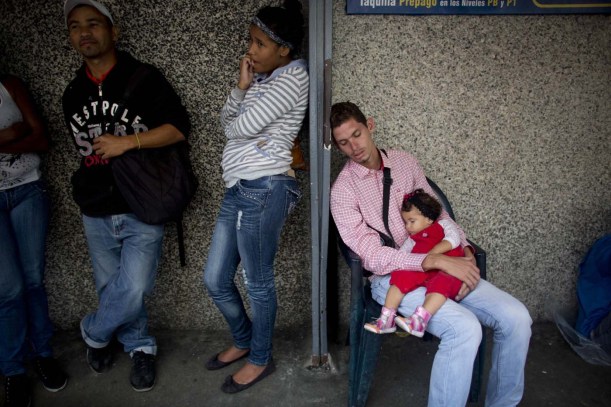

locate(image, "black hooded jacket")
(62, 51), (190, 216)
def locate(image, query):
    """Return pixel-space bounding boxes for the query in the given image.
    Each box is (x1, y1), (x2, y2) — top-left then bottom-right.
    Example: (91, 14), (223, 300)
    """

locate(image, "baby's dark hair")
(256, 0), (305, 57)
(402, 189), (442, 222)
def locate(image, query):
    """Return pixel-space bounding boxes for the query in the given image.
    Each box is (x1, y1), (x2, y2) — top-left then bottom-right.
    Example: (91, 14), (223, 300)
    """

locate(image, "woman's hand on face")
(238, 55), (254, 90)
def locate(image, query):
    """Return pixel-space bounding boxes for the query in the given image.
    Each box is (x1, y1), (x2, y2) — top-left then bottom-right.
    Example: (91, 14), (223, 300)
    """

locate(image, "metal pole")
(308, 0), (323, 365)
(317, 0), (334, 363)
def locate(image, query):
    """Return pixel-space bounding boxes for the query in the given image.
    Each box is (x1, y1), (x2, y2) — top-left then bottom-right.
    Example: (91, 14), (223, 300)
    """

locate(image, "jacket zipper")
(98, 82), (109, 133)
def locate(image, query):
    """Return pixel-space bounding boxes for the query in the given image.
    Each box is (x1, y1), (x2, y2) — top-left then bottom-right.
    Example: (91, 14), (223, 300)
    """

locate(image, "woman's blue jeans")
(371, 276), (532, 407)
(204, 175), (301, 366)
(80, 213), (163, 355)
(0, 180), (54, 376)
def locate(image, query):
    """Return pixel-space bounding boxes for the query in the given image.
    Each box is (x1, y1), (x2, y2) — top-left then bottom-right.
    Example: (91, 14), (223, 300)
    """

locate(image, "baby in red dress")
(364, 189), (464, 336)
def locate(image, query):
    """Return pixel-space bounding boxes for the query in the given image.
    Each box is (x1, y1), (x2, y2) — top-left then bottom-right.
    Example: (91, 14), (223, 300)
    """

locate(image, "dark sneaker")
(4, 374), (31, 407)
(130, 351), (156, 392)
(86, 345), (113, 373)
(34, 357), (68, 392)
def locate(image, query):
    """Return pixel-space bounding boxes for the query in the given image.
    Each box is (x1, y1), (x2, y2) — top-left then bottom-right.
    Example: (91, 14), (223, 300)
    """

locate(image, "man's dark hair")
(330, 102), (367, 130)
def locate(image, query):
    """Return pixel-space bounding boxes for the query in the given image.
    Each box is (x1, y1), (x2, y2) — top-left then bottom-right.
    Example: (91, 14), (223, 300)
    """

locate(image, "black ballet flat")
(220, 360), (276, 394)
(205, 351), (250, 371)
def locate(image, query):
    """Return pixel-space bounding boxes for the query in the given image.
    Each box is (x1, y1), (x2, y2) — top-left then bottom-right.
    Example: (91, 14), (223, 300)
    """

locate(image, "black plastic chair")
(336, 178), (487, 407)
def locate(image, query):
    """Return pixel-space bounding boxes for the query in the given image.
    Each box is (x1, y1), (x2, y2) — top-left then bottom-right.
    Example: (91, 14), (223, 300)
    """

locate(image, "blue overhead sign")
(346, 0), (611, 14)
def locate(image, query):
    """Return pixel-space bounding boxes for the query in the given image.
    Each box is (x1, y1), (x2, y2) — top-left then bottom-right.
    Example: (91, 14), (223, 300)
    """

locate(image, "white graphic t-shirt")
(0, 81), (41, 190)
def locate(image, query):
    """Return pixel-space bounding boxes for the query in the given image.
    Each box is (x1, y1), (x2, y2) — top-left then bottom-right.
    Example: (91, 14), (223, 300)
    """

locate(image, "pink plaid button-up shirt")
(330, 149), (468, 276)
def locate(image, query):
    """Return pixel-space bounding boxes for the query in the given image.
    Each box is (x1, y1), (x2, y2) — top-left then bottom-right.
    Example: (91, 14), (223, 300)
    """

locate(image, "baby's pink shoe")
(394, 306), (431, 338)
(364, 306), (397, 334)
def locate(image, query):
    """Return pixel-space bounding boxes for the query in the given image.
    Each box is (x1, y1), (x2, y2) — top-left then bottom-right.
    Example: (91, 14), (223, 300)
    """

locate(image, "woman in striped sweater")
(203, 0), (309, 394)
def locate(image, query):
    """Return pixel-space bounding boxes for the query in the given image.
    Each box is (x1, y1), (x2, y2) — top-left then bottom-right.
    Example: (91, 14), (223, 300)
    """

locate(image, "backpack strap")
(106, 64), (152, 133)
(380, 149), (396, 247)
(176, 216), (186, 267)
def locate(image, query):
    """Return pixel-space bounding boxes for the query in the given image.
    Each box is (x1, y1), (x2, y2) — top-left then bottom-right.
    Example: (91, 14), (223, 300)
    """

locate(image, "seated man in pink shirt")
(329, 101), (532, 407)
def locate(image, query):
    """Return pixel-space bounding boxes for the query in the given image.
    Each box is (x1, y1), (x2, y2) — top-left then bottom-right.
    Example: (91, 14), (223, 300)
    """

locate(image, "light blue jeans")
(204, 175), (301, 366)
(81, 213), (163, 356)
(0, 180), (54, 376)
(371, 275), (532, 407)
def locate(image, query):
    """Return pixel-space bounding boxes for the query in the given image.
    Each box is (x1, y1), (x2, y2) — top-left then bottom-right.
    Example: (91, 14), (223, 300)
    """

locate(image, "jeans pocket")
(15, 180), (49, 208)
(237, 178), (271, 207)
(285, 184), (302, 216)
(30, 180), (49, 194)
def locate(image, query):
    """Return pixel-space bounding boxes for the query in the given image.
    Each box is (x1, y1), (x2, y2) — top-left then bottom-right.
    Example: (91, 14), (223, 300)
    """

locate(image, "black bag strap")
(360, 149), (396, 277)
(109, 64), (189, 267)
(176, 215), (186, 267)
(107, 64), (152, 132)
(380, 149), (396, 248)
(123, 64), (151, 101)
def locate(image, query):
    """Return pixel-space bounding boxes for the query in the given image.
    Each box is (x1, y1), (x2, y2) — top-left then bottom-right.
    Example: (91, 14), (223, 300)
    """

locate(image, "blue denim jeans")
(204, 175), (301, 366)
(371, 276), (532, 407)
(0, 180), (54, 376)
(80, 213), (163, 356)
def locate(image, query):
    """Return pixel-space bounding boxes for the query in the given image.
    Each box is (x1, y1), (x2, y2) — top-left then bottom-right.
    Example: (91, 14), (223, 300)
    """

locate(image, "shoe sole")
(131, 380), (156, 392)
(394, 316), (425, 337)
(43, 378), (68, 393)
(409, 330), (425, 338)
(363, 324), (396, 334)
(394, 316), (410, 332)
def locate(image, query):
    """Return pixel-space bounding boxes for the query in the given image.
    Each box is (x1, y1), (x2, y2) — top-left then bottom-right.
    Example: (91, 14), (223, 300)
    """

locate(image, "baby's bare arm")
(428, 240), (453, 255)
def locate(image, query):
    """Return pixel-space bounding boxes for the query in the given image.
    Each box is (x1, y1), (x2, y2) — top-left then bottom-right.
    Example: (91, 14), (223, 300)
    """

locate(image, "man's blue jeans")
(0, 180), (54, 376)
(204, 175), (301, 366)
(80, 213), (163, 356)
(371, 276), (532, 407)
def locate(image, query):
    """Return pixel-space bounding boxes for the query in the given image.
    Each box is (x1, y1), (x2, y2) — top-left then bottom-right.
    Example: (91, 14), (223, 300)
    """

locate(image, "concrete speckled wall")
(0, 0), (609, 332)
(0, 0), (312, 330)
(331, 4), (610, 320)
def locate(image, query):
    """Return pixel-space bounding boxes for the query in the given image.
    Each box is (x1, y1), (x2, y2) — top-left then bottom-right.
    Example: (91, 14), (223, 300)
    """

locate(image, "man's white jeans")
(371, 275), (532, 407)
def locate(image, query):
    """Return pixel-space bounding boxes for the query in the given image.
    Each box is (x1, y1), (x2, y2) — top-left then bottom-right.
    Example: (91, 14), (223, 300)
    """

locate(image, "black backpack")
(110, 65), (198, 266)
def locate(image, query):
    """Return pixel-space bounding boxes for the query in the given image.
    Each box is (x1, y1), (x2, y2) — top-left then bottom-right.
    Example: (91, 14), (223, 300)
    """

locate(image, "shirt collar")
(85, 63), (116, 85)
(254, 59), (308, 84)
(347, 148), (390, 179)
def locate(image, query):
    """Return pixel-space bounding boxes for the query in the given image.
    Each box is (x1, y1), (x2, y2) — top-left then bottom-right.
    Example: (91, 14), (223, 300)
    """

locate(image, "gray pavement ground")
(3, 322), (611, 407)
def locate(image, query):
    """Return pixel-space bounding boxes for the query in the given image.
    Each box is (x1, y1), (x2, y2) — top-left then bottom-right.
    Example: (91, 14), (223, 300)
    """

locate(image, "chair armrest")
(467, 239), (487, 281)
(337, 234), (366, 296)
